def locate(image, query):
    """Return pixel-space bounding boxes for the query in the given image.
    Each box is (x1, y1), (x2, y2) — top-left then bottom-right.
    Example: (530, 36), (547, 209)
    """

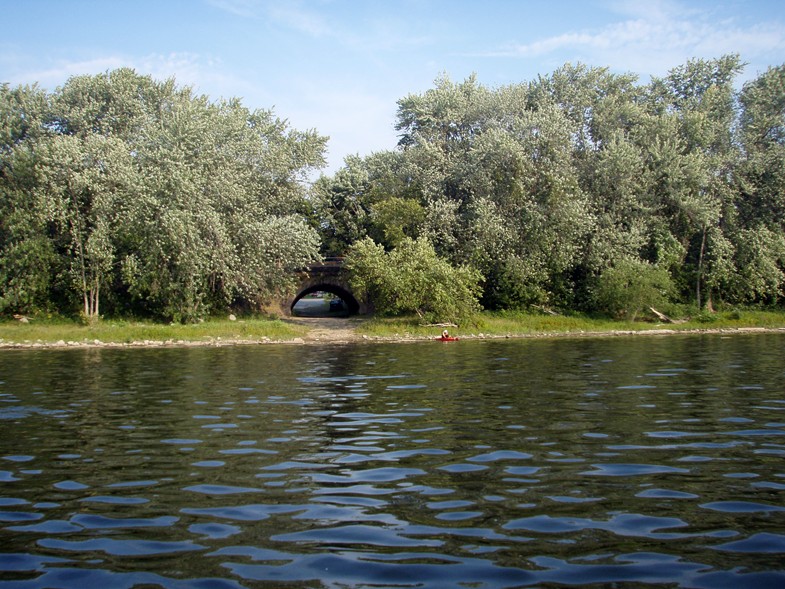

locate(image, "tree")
(592, 258), (675, 321)
(644, 56), (744, 310)
(328, 57), (785, 315)
(1, 70), (327, 321)
(34, 134), (135, 320)
(123, 86), (326, 321)
(311, 150), (421, 256)
(6, 58), (785, 320)
(396, 73), (490, 153)
(233, 215), (321, 309)
(311, 157), (374, 256)
(369, 196), (424, 249)
(729, 227), (785, 304)
(737, 65), (785, 231)
(345, 237), (482, 323)
(0, 84), (55, 313)
(393, 74), (596, 310)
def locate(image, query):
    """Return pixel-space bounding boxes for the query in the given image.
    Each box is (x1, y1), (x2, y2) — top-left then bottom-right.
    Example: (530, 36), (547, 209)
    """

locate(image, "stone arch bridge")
(286, 257), (367, 315)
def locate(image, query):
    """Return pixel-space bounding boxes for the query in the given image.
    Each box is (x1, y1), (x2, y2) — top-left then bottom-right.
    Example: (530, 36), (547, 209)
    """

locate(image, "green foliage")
(0, 84), (55, 314)
(311, 157), (373, 256)
(693, 309), (719, 323)
(592, 259), (675, 320)
(737, 65), (785, 231)
(4, 56), (785, 321)
(480, 257), (549, 311)
(729, 227), (785, 303)
(325, 55), (785, 316)
(0, 69), (326, 321)
(369, 197), (425, 249)
(311, 151), (421, 256)
(233, 215), (322, 307)
(345, 237), (482, 323)
(0, 232), (56, 313)
(33, 133), (135, 319)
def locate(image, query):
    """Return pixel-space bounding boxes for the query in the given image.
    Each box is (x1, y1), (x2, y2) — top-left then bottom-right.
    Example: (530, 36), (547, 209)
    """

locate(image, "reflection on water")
(1, 334), (784, 588)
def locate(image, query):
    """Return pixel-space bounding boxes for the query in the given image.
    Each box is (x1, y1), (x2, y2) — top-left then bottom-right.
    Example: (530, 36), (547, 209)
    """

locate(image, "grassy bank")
(355, 309), (785, 339)
(0, 316), (307, 347)
(2, 308), (785, 348)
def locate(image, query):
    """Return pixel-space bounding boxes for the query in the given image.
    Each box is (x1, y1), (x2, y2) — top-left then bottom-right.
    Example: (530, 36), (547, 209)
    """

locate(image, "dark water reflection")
(1, 334), (784, 588)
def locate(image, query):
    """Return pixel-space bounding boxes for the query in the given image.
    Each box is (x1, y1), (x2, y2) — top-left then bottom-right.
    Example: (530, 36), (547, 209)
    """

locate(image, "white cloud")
(220, 0), (435, 55)
(1, 48), (354, 168)
(204, 0), (262, 18)
(3, 50), (257, 101)
(265, 1), (335, 38)
(5, 56), (125, 89)
(482, 1), (785, 80)
(605, 0), (698, 22)
(9, 53), (211, 91)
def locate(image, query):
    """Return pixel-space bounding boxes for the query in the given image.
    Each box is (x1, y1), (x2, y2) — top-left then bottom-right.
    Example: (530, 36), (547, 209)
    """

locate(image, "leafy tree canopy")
(1, 69), (326, 321)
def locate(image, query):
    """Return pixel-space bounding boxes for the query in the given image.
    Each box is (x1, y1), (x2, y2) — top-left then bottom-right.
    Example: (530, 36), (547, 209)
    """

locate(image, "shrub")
(345, 237), (482, 323)
(592, 259), (675, 321)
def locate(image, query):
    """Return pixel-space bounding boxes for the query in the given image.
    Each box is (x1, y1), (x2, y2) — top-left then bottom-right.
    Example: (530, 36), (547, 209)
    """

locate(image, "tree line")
(1, 69), (325, 322)
(2, 56), (785, 323)
(316, 55), (785, 321)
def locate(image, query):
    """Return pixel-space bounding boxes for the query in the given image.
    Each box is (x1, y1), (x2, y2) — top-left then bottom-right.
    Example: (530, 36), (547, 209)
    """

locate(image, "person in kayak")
(439, 329), (458, 341)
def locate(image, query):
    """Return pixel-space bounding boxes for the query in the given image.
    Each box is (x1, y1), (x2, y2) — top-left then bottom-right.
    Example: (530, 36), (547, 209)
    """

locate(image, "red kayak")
(438, 336), (459, 341)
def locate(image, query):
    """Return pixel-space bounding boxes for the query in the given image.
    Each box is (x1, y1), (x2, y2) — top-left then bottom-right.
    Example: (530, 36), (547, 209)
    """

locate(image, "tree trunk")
(696, 225), (707, 309)
(83, 275), (100, 321)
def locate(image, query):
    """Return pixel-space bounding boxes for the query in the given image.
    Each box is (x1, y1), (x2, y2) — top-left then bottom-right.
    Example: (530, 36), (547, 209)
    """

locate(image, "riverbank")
(2, 310), (785, 349)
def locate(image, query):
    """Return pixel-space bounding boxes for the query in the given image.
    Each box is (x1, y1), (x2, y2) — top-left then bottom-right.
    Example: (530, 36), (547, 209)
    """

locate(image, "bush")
(592, 259), (674, 321)
(345, 237), (482, 323)
(694, 310), (718, 323)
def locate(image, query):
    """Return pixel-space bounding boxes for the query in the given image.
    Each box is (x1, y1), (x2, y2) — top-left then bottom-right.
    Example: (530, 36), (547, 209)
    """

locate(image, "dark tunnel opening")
(291, 285), (360, 317)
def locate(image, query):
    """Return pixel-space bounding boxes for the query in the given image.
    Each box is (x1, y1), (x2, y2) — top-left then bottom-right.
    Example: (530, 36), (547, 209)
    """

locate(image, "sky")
(2, 0), (785, 173)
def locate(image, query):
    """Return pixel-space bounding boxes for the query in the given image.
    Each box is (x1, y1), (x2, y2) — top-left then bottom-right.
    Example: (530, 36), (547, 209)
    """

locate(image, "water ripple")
(273, 523), (443, 547)
(79, 496), (149, 505)
(222, 550), (536, 588)
(2, 337), (785, 588)
(181, 504), (307, 522)
(468, 450), (533, 462)
(581, 463), (691, 476)
(503, 513), (689, 538)
(37, 538), (206, 556)
(700, 501), (785, 513)
(713, 533), (785, 553)
(70, 514), (179, 529)
(311, 467), (426, 483)
(183, 484), (264, 495)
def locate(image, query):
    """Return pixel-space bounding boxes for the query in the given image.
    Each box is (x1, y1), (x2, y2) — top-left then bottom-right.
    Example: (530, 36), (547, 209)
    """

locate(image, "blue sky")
(2, 0), (784, 173)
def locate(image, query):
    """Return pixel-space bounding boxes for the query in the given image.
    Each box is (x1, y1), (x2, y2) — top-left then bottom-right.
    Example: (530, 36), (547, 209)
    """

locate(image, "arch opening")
(291, 284), (360, 316)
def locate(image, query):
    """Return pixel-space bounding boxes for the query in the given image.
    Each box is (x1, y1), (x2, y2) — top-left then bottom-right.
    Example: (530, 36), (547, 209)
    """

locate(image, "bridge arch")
(286, 258), (366, 316)
(290, 282), (361, 315)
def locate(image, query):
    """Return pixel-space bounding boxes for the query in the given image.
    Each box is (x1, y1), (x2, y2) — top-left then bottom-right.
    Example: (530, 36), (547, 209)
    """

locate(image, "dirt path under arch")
(287, 316), (366, 344)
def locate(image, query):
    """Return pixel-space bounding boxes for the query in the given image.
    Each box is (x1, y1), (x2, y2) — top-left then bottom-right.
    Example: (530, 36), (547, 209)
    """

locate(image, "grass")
(0, 315), (308, 346)
(355, 308), (785, 339)
(2, 308), (784, 347)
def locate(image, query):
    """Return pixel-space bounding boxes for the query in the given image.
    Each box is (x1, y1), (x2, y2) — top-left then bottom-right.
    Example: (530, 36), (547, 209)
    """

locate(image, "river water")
(0, 334), (784, 588)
